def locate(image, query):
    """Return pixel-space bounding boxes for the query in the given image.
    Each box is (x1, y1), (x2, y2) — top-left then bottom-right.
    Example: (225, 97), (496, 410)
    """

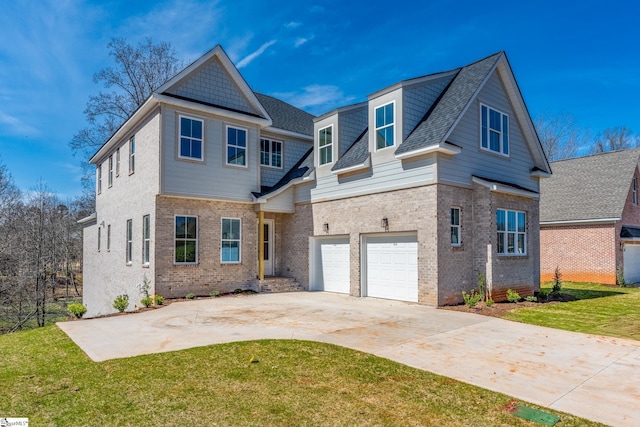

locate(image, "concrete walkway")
(58, 292), (640, 427)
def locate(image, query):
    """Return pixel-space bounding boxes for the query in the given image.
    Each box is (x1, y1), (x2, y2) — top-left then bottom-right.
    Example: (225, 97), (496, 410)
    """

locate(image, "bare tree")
(591, 126), (640, 154)
(535, 112), (586, 161)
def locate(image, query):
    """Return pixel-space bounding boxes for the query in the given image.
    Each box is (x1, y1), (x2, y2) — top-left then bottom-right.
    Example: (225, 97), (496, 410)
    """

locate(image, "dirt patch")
(441, 293), (576, 319)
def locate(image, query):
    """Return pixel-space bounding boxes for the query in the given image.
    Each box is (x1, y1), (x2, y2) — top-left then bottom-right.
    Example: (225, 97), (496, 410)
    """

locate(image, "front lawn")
(0, 326), (600, 426)
(505, 282), (640, 340)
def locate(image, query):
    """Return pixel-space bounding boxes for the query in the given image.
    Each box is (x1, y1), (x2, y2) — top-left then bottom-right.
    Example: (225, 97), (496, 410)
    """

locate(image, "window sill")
(126, 262), (132, 267)
(142, 264), (150, 268)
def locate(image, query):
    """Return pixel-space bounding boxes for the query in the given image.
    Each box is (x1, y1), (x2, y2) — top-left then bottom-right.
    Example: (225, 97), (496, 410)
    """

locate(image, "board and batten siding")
(311, 156), (436, 202)
(161, 107), (260, 202)
(439, 72), (539, 192)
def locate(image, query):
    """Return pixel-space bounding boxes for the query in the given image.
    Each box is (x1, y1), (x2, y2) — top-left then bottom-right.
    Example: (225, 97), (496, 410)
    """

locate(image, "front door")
(263, 219), (274, 276)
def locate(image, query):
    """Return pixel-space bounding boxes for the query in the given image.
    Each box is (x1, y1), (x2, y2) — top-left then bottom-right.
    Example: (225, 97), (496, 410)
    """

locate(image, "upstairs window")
(126, 219), (133, 264)
(107, 224), (111, 251)
(260, 138), (283, 168)
(143, 215), (150, 265)
(318, 125), (333, 165)
(497, 209), (526, 255)
(97, 164), (102, 194)
(375, 102), (395, 150)
(633, 177), (638, 205)
(179, 117), (204, 160)
(481, 104), (509, 155)
(129, 136), (136, 174)
(221, 218), (241, 263)
(175, 216), (198, 264)
(116, 148), (120, 177)
(108, 155), (113, 187)
(451, 207), (461, 246)
(226, 126), (247, 166)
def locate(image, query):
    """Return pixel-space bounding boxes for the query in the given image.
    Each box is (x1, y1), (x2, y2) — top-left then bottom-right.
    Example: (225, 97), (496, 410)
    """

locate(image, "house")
(80, 46), (550, 317)
(540, 148), (640, 284)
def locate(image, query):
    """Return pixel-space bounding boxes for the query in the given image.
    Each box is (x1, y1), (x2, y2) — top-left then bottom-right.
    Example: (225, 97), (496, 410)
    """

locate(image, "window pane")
(180, 117), (189, 136)
(497, 232), (504, 253)
(175, 216), (186, 238)
(496, 210), (505, 231)
(518, 234), (525, 254)
(517, 212), (526, 232)
(376, 106), (384, 128)
(180, 138), (190, 157)
(502, 115), (509, 154)
(451, 208), (459, 225)
(507, 233), (515, 253)
(481, 106), (488, 148)
(451, 227), (459, 244)
(490, 131), (500, 151)
(507, 211), (516, 232)
(228, 128), (236, 145)
(222, 241), (239, 262)
(490, 109), (501, 131)
(144, 241), (150, 263)
(192, 120), (202, 139)
(184, 240), (196, 263)
(385, 103), (394, 125)
(186, 217), (197, 239)
(237, 129), (246, 147)
(175, 240), (186, 262)
(192, 141), (202, 159)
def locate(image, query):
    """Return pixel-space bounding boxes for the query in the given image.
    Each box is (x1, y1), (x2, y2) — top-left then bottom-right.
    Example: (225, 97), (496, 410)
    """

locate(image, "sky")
(1, 0), (639, 199)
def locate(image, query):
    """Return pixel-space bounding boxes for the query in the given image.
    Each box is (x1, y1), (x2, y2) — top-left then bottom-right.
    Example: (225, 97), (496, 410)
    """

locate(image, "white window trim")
(221, 217), (242, 264)
(225, 125), (249, 168)
(318, 124), (334, 166)
(178, 115), (205, 161)
(480, 103), (509, 157)
(451, 207), (462, 247)
(98, 227), (101, 252)
(107, 224), (111, 251)
(142, 215), (150, 265)
(497, 208), (527, 256)
(116, 148), (120, 177)
(174, 215), (198, 265)
(374, 101), (396, 151)
(108, 155), (113, 188)
(260, 138), (284, 169)
(129, 136), (136, 175)
(126, 219), (133, 265)
(97, 164), (102, 194)
(633, 177), (638, 205)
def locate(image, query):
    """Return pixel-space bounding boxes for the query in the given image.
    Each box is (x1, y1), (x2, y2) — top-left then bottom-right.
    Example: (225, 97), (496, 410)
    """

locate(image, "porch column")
(258, 210), (264, 280)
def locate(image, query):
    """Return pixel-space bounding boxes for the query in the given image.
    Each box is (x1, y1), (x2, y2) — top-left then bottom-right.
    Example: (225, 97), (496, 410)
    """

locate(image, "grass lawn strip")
(0, 326), (603, 426)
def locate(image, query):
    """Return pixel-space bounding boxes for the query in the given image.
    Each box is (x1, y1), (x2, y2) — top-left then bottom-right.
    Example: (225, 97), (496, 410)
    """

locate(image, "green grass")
(505, 282), (640, 340)
(0, 326), (601, 426)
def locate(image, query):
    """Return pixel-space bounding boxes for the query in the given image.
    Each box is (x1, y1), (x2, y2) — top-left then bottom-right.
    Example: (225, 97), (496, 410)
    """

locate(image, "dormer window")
(319, 125), (333, 165)
(481, 104), (509, 156)
(375, 102), (394, 150)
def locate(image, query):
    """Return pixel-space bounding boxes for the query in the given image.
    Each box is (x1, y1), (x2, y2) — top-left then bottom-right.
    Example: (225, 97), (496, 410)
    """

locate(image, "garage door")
(624, 244), (640, 284)
(365, 235), (418, 302)
(312, 238), (350, 293)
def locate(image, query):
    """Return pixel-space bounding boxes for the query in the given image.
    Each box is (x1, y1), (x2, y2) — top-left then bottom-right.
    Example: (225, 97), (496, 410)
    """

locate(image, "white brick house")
(81, 46), (550, 317)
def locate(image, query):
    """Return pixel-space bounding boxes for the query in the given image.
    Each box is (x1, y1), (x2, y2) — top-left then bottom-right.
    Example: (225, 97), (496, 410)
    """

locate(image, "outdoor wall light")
(381, 217), (389, 231)
(99, 220), (105, 228)
(323, 223), (329, 234)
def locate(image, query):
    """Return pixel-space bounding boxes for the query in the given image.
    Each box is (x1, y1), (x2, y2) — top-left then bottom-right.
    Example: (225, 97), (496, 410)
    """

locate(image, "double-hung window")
(108, 155), (113, 187)
(97, 165), (102, 194)
(116, 148), (120, 177)
(260, 138), (283, 168)
(221, 218), (241, 263)
(126, 219), (133, 264)
(375, 102), (394, 149)
(142, 215), (150, 265)
(226, 126), (247, 166)
(318, 125), (333, 165)
(451, 207), (461, 246)
(129, 136), (135, 174)
(179, 117), (204, 160)
(481, 104), (509, 155)
(107, 224), (111, 251)
(175, 216), (197, 264)
(496, 209), (526, 255)
(633, 177), (638, 205)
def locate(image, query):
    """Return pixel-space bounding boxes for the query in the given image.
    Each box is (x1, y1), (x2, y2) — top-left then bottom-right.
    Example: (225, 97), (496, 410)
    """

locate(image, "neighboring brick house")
(540, 148), (640, 284)
(80, 46), (550, 317)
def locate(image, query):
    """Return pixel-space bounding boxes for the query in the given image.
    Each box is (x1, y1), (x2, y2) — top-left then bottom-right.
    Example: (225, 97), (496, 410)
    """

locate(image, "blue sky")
(1, 0), (639, 199)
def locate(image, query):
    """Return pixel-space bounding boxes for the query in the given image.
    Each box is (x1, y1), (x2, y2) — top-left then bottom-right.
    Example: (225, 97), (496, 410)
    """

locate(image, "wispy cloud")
(273, 85), (355, 114)
(294, 37), (311, 47)
(0, 111), (39, 136)
(285, 21), (301, 29)
(237, 40), (277, 69)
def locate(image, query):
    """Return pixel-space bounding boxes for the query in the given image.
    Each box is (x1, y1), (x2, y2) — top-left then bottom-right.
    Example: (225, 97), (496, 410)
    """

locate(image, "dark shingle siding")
(253, 148), (313, 198)
(539, 148), (640, 222)
(255, 93), (314, 136)
(332, 129), (369, 171)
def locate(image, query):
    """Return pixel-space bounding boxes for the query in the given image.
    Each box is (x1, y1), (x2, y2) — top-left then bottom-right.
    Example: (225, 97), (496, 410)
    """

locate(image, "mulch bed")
(440, 293), (576, 319)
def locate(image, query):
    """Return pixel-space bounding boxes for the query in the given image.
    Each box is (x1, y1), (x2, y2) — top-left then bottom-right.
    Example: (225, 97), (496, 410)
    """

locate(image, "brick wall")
(270, 203), (313, 288)
(155, 196), (258, 298)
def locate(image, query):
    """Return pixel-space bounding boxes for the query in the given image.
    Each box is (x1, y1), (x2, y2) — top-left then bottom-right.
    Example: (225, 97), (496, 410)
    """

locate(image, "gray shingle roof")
(395, 52), (502, 155)
(539, 148), (640, 222)
(332, 129), (369, 171)
(253, 148), (313, 198)
(255, 93), (314, 136)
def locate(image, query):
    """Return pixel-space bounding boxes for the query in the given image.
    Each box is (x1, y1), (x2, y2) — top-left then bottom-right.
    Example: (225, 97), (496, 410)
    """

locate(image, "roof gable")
(157, 45), (270, 120)
(540, 148), (640, 223)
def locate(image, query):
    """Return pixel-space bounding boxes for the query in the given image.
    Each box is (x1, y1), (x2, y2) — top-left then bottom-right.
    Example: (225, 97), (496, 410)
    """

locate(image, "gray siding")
(311, 158), (435, 202)
(338, 106), (368, 157)
(161, 107), (260, 201)
(440, 72), (538, 192)
(260, 136), (312, 187)
(403, 77), (453, 140)
(167, 57), (257, 115)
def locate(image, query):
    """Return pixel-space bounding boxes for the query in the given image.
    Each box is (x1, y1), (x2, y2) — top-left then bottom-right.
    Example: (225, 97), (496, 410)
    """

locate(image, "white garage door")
(365, 235), (418, 302)
(624, 244), (640, 284)
(312, 238), (350, 293)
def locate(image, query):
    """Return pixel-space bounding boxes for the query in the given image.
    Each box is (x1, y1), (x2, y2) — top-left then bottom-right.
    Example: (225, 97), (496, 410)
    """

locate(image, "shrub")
(141, 297), (153, 308)
(233, 288), (243, 294)
(185, 293), (195, 299)
(552, 266), (563, 295)
(154, 295), (165, 306)
(478, 273), (487, 301)
(113, 294), (129, 312)
(485, 298), (494, 307)
(538, 289), (550, 301)
(616, 265), (632, 287)
(462, 289), (482, 307)
(506, 289), (520, 303)
(68, 303), (87, 319)
(524, 295), (538, 302)
(209, 290), (221, 297)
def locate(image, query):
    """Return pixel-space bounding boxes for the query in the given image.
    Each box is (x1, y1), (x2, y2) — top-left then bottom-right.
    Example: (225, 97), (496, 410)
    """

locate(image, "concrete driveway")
(58, 292), (640, 427)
